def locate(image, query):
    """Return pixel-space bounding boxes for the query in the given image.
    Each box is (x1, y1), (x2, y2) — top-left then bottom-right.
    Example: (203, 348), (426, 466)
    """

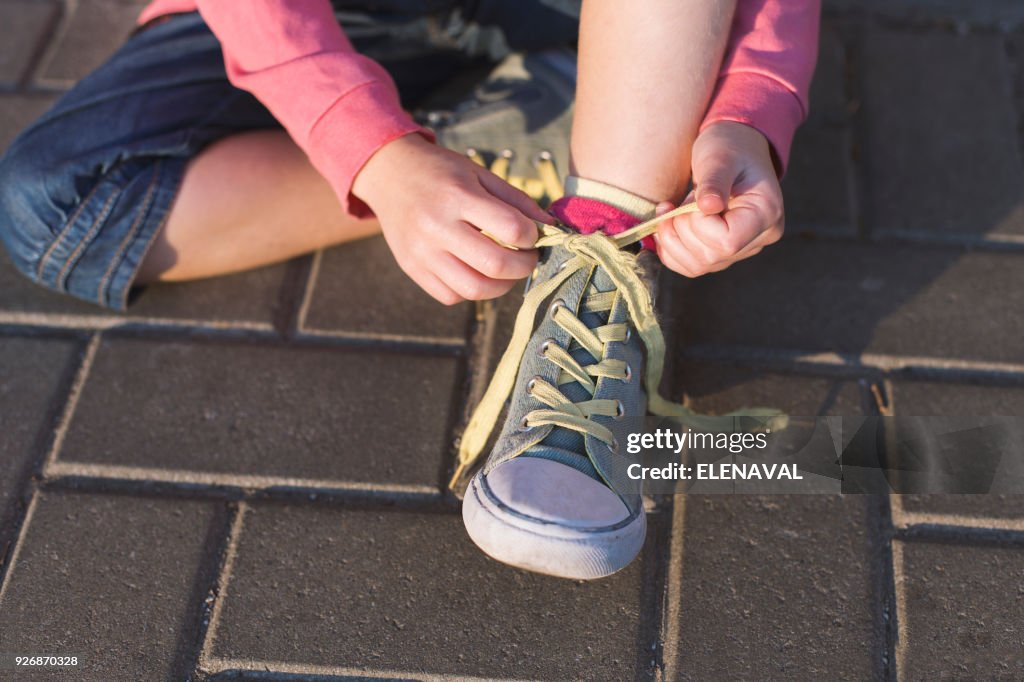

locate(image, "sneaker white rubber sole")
(462, 457), (647, 580)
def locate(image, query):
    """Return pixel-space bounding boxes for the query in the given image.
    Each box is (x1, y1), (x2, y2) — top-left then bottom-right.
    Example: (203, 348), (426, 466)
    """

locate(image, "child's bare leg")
(136, 130), (380, 283)
(570, 0), (737, 203)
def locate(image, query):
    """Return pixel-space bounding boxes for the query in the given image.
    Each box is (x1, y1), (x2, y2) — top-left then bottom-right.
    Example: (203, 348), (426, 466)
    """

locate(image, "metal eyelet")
(539, 338), (556, 357)
(624, 327), (632, 343)
(500, 148), (515, 160)
(614, 400), (625, 420)
(609, 437), (620, 454)
(526, 376), (541, 394)
(549, 298), (566, 317)
(623, 363), (633, 383)
(519, 415), (533, 431)
(557, 260), (569, 272)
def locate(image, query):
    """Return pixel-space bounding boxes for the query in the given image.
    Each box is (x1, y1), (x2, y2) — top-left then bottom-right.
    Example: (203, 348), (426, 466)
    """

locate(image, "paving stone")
(861, 30), (1024, 238)
(674, 240), (1024, 365)
(0, 251), (292, 324)
(59, 337), (460, 487)
(807, 21), (848, 127)
(893, 381), (1024, 519)
(675, 362), (865, 493)
(209, 505), (658, 679)
(782, 126), (854, 233)
(303, 237), (473, 341)
(0, 336), (77, 529)
(0, 0), (58, 86)
(37, 0), (147, 85)
(898, 540), (1024, 678)
(0, 93), (56, 150)
(678, 361), (864, 417)
(0, 491), (218, 680)
(676, 495), (877, 679)
(782, 24), (854, 233)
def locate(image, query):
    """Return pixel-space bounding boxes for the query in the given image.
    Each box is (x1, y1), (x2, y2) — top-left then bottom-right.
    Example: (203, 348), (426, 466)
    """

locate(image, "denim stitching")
(114, 164), (187, 311)
(95, 160), (162, 305)
(35, 178), (109, 281)
(54, 187), (120, 291)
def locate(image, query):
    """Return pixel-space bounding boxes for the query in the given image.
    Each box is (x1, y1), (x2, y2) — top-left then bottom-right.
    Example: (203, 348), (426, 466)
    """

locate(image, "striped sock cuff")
(563, 177), (658, 221)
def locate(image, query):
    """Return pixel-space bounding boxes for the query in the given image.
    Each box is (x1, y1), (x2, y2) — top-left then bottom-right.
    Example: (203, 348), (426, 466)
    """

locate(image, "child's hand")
(654, 121), (784, 277)
(352, 134), (552, 305)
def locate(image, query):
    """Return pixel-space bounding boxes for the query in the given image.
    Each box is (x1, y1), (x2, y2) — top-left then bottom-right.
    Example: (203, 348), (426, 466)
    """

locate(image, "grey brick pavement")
(0, 1), (1022, 680)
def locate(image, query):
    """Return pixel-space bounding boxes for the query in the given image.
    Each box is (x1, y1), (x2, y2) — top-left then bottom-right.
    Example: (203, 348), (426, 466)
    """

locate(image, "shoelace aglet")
(448, 460), (472, 493)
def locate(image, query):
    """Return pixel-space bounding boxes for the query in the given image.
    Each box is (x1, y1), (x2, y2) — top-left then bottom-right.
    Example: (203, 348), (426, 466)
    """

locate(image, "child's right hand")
(352, 134), (551, 305)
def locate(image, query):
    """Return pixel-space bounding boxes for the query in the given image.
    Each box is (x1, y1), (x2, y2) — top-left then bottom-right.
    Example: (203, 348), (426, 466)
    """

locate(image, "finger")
(719, 198), (784, 250)
(668, 211), (727, 270)
(692, 207), (783, 273)
(405, 265), (465, 306)
(655, 201), (675, 216)
(477, 172), (555, 226)
(447, 222), (539, 280)
(692, 151), (739, 216)
(655, 239), (700, 278)
(462, 188), (541, 250)
(654, 222), (705, 278)
(696, 206), (764, 255)
(672, 211), (732, 259)
(730, 220), (781, 262)
(435, 251), (517, 301)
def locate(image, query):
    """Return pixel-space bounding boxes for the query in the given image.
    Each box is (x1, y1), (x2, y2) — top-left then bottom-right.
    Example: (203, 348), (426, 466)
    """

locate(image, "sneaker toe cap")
(483, 457), (631, 528)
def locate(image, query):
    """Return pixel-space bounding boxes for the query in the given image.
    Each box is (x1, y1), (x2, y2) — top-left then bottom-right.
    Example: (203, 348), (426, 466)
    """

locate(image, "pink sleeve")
(194, 0), (431, 217)
(701, 0), (821, 174)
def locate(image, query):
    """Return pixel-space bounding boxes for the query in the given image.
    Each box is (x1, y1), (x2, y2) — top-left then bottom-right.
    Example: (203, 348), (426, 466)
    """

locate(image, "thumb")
(692, 152), (738, 216)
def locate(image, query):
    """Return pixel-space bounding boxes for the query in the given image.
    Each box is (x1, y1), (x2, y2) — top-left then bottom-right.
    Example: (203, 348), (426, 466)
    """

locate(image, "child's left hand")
(653, 121), (784, 277)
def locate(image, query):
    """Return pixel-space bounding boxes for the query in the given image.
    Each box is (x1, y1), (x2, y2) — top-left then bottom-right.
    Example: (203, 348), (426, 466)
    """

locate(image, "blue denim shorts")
(0, 1), (579, 310)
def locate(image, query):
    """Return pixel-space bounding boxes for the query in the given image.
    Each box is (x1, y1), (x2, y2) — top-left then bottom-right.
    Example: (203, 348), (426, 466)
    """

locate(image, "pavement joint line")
(656, 496), (686, 682)
(890, 538), (908, 682)
(198, 501), (247, 676)
(45, 461), (444, 499)
(0, 316), (467, 355)
(736, 223), (1024, 250)
(12, 0), (63, 90)
(0, 310), (276, 332)
(866, 229), (1024, 250)
(293, 248), (321, 334)
(294, 326), (467, 350)
(870, 494), (900, 682)
(894, 512), (1024, 533)
(679, 344), (1024, 380)
(201, 656), (542, 681)
(41, 331), (100, 474)
(890, 494), (1024, 533)
(0, 490), (40, 608)
(290, 249), (466, 349)
(26, 0), (77, 90)
(824, 10), (1024, 33)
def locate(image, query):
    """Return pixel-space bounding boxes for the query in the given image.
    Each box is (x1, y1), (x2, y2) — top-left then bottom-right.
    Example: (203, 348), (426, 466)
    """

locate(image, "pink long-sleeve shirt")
(140, 0), (819, 217)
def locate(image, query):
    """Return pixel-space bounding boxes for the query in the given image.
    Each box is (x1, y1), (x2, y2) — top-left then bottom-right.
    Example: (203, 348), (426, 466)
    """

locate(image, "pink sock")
(549, 196), (656, 250)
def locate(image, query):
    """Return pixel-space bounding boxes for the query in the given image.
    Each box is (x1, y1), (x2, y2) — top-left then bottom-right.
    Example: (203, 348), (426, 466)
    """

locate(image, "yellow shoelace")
(450, 202), (786, 490)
